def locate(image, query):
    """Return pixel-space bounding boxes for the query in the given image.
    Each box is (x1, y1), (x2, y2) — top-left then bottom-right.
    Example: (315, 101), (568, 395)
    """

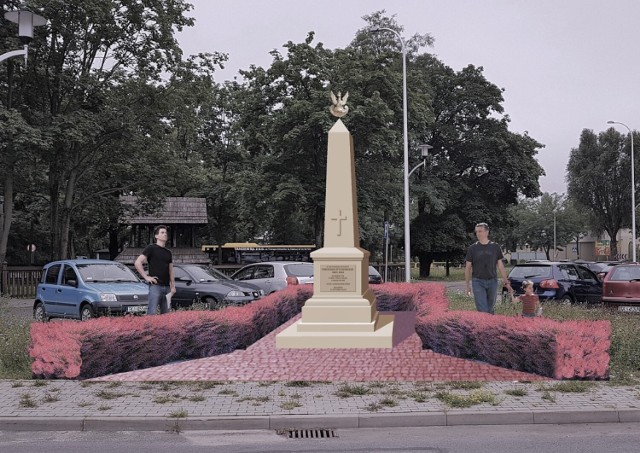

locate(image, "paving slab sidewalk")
(0, 380), (640, 431)
(1, 379), (639, 432)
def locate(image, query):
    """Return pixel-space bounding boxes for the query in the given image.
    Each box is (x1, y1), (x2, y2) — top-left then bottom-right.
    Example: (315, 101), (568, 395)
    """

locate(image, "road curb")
(1, 409), (639, 432)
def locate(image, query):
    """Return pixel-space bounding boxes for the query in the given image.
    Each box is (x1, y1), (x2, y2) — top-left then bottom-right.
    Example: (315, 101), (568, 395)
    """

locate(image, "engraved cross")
(330, 210), (348, 236)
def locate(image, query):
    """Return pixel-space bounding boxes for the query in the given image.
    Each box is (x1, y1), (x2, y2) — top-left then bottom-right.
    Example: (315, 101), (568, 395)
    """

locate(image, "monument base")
(275, 314), (395, 349)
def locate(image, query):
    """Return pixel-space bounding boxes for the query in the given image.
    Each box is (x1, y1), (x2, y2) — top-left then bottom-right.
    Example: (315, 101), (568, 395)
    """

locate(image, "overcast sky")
(177, 0), (640, 196)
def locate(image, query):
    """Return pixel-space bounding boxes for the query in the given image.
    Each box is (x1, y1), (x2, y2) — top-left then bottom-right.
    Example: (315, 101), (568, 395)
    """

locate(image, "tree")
(562, 199), (590, 259)
(508, 193), (579, 260)
(405, 55), (544, 275)
(567, 128), (634, 258)
(2, 0), (197, 260)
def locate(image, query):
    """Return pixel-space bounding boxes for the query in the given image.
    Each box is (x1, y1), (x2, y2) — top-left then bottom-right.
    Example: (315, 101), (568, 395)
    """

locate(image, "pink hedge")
(30, 286), (310, 379)
(414, 309), (610, 380)
(30, 282), (610, 380)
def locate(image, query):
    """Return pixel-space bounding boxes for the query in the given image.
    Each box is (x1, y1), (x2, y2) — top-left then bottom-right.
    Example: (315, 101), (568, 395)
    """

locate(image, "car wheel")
(33, 302), (48, 322)
(80, 304), (95, 321)
(202, 296), (220, 310)
(559, 295), (573, 305)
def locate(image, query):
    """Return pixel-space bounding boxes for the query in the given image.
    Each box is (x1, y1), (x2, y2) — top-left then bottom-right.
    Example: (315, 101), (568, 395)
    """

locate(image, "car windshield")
(207, 267), (231, 280)
(285, 263), (314, 277)
(509, 265), (552, 279)
(609, 266), (640, 281)
(586, 263), (608, 272)
(77, 263), (139, 283)
(183, 265), (221, 282)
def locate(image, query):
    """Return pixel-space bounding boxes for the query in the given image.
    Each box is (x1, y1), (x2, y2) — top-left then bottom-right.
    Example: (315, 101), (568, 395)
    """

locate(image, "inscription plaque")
(320, 264), (356, 292)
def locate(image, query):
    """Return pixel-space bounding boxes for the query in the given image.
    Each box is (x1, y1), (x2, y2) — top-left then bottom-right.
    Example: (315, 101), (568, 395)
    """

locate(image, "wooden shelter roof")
(120, 196), (208, 224)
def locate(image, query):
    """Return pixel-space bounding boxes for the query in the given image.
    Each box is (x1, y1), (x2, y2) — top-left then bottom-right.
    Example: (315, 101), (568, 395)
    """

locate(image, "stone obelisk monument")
(276, 92), (395, 348)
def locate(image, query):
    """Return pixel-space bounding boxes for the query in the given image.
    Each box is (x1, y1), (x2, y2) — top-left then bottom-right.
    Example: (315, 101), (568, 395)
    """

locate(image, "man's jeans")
(147, 284), (170, 315)
(471, 278), (499, 314)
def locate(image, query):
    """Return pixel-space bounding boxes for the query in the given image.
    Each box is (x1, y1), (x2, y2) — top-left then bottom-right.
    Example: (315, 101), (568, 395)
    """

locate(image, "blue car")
(503, 261), (602, 304)
(33, 259), (149, 321)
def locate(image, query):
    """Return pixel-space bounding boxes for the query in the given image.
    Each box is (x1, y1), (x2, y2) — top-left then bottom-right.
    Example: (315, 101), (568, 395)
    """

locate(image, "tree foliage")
(567, 128), (635, 257)
(1, 7), (545, 270)
(506, 193), (587, 260)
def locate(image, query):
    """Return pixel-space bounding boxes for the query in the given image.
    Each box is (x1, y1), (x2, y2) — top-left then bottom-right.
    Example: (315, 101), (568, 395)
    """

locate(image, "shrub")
(415, 310), (610, 380)
(28, 281), (611, 381)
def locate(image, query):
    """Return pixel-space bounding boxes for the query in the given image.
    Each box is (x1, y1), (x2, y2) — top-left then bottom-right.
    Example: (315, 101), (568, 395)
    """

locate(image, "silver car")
(230, 261), (313, 294)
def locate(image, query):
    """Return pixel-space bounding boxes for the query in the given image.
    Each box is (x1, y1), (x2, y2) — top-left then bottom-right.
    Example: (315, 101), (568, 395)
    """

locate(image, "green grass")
(539, 381), (596, 393)
(504, 388), (528, 397)
(435, 389), (499, 408)
(334, 384), (371, 398)
(279, 400), (302, 410)
(168, 409), (188, 418)
(284, 380), (312, 387)
(414, 266), (466, 281)
(0, 316), (32, 379)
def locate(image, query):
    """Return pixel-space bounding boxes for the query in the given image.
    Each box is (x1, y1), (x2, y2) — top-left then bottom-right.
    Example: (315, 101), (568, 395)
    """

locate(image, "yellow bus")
(201, 243), (316, 266)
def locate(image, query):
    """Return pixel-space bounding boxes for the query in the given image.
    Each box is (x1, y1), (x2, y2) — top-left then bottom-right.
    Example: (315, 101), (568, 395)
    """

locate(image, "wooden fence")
(1, 266), (42, 298)
(371, 263), (405, 283)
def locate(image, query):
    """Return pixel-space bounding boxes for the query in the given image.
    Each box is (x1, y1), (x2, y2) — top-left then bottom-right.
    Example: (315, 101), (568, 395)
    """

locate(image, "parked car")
(33, 259), (149, 321)
(172, 264), (264, 309)
(230, 261), (313, 294)
(602, 263), (640, 313)
(503, 261), (602, 304)
(573, 260), (623, 281)
(368, 265), (383, 284)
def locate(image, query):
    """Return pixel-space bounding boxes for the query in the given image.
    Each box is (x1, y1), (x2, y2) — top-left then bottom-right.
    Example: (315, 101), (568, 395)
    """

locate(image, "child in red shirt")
(511, 280), (542, 317)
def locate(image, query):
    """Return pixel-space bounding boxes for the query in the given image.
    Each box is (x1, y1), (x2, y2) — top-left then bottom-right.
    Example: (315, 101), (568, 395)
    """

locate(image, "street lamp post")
(607, 120), (636, 262)
(553, 211), (556, 260)
(0, 10), (47, 64)
(370, 25), (412, 282)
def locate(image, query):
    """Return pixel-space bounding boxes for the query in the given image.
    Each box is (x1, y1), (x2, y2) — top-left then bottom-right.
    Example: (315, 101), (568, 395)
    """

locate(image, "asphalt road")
(1, 424), (639, 453)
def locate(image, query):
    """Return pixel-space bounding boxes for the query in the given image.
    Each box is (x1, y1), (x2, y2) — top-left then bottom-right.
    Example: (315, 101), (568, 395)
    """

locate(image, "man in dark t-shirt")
(134, 225), (175, 315)
(464, 222), (510, 314)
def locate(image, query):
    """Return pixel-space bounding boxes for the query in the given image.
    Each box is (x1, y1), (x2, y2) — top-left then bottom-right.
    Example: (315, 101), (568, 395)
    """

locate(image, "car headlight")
(226, 290), (244, 298)
(100, 293), (117, 302)
(259, 289), (265, 296)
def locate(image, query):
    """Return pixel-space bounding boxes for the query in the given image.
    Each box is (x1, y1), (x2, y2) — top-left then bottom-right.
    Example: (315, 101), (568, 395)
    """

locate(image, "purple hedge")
(29, 282), (610, 380)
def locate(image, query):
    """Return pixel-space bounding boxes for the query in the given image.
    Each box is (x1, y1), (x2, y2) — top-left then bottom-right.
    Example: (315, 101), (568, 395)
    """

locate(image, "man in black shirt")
(135, 225), (176, 315)
(464, 222), (510, 314)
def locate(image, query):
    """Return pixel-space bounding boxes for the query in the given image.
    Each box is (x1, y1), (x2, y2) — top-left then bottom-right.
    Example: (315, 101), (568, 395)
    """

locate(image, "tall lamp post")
(607, 120), (636, 262)
(553, 211), (556, 260)
(370, 25), (413, 282)
(0, 10), (47, 64)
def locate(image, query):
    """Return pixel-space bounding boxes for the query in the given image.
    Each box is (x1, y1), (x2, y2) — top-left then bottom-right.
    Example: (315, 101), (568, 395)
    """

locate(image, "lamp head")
(4, 11), (47, 45)
(418, 144), (433, 158)
(607, 121), (615, 124)
(370, 25), (381, 32)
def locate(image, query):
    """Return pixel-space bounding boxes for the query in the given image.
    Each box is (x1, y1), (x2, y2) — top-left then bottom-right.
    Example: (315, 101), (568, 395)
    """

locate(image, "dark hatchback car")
(602, 263), (640, 313)
(573, 260), (623, 281)
(172, 264), (264, 310)
(34, 259), (149, 321)
(504, 261), (602, 304)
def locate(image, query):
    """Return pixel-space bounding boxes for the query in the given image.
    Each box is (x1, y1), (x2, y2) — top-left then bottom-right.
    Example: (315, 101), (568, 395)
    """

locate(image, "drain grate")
(283, 428), (338, 439)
